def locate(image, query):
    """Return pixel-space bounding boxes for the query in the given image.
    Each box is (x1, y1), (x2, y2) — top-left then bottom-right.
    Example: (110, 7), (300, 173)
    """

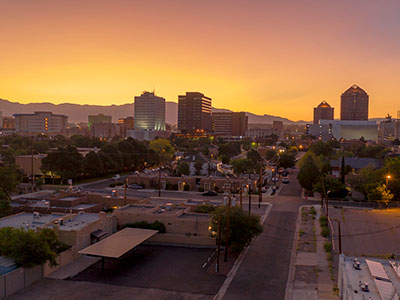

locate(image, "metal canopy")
(79, 228), (158, 259)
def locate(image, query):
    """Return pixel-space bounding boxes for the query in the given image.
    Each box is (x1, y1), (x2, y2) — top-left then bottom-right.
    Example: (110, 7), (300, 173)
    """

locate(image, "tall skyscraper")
(313, 101), (334, 124)
(178, 92), (212, 133)
(340, 85), (369, 121)
(134, 92), (165, 130)
(213, 112), (248, 136)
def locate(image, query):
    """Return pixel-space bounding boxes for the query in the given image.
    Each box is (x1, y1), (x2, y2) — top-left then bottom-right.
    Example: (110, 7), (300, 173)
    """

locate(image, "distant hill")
(0, 98), (308, 124)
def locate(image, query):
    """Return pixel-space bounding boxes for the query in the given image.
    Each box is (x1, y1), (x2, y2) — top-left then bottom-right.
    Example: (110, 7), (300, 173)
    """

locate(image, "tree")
(231, 158), (255, 175)
(0, 166), (18, 195)
(41, 146), (83, 183)
(210, 206), (263, 252)
(297, 154), (321, 192)
(194, 161), (204, 175)
(247, 149), (261, 166)
(340, 156), (345, 184)
(176, 161), (190, 176)
(0, 227), (69, 268)
(349, 167), (383, 200)
(265, 149), (277, 161)
(219, 154), (230, 165)
(149, 138), (175, 163)
(98, 144), (123, 174)
(367, 184), (393, 208)
(279, 152), (296, 169)
(309, 141), (334, 157)
(313, 175), (348, 199)
(83, 151), (104, 178)
(0, 190), (11, 217)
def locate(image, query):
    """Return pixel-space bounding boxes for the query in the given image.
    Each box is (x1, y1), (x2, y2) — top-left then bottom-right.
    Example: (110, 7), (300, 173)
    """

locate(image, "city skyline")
(2, 0), (400, 120)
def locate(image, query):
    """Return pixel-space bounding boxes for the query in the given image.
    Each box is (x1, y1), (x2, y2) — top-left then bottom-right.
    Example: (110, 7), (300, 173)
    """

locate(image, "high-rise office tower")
(314, 101), (334, 124)
(88, 114), (112, 129)
(178, 92), (212, 133)
(134, 92), (165, 130)
(340, 85), (369, 120)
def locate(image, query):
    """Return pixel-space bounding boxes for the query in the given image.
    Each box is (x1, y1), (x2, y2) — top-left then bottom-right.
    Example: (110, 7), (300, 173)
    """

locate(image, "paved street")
(221, 170), (304, 300)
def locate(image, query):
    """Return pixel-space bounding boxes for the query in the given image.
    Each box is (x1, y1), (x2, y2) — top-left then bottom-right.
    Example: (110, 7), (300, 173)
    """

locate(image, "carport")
(79, 228), (158, 271)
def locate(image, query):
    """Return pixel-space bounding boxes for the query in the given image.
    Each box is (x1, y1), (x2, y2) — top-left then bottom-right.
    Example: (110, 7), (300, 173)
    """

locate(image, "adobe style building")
(313, 101), (334, 124)
(178, 92), (212, 133)
(340, 85), (369, 121)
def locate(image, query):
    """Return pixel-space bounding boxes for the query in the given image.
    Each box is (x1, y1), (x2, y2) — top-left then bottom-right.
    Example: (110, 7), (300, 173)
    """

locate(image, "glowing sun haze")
(1, 0), (400, 121)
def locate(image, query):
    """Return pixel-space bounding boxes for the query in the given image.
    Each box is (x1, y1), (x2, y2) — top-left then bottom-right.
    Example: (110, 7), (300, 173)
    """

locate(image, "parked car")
(128, 184), (143, 189)
(282, 177), (290, 184)
(202, 190), (218, 196)
(112, 174), (121, 181)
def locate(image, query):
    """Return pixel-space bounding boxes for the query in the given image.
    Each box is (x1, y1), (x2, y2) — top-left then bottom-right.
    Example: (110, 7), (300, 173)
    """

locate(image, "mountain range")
(0, 98), (309, 124)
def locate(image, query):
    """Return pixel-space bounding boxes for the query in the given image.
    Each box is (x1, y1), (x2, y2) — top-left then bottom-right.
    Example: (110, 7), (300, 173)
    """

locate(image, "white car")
(112, 174), (121, 181)
(282, 177), (289, 184)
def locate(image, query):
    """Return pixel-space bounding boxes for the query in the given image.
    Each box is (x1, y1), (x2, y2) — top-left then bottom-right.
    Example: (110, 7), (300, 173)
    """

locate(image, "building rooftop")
(0, 212), (64, 230)
(343, 84), (368, 95)
(56, 213), (100, 231)
(341, 256), (400, 300)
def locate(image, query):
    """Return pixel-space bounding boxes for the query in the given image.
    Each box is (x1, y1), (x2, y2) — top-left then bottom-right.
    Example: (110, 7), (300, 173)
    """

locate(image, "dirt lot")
(330, 208), (400, 257)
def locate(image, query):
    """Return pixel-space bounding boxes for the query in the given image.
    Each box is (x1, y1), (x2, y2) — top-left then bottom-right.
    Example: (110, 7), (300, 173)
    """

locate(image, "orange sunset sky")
(1, 0), (400, 121)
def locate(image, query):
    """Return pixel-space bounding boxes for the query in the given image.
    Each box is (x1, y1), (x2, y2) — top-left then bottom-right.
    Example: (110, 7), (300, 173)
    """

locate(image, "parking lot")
(70, 245), (225, 295)
(330, 208), (400, 257)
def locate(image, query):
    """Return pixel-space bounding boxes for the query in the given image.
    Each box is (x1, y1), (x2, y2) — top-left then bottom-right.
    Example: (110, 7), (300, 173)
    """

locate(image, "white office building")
(134, 92), (165, 131)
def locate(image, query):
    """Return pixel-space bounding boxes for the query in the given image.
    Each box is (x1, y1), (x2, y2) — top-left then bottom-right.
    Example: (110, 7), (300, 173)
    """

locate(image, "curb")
(212, 203), (273, 300)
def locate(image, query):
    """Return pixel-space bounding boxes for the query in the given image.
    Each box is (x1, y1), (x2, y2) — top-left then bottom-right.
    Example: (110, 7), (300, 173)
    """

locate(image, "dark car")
(202, 190), (218, 196)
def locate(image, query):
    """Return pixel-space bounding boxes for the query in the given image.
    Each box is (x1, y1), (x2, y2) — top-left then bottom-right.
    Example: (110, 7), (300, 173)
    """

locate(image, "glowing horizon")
(1, 0), (400, 121)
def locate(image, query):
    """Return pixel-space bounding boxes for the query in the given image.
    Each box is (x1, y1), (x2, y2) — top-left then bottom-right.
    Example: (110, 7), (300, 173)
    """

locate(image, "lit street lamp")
(386, 175), (391, 187)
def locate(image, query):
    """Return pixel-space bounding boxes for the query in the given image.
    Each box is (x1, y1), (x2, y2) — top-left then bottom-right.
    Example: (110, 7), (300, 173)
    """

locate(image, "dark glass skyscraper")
(340, 85), (369, 120)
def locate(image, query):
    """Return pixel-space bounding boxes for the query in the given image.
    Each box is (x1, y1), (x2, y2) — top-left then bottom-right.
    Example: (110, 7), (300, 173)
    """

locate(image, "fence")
(0, 247), (76, 299)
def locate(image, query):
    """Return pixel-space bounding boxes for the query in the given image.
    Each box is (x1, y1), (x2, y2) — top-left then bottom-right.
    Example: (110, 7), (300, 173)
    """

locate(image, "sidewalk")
(285, 205), (338, 300)
(47, 256), (100, 279)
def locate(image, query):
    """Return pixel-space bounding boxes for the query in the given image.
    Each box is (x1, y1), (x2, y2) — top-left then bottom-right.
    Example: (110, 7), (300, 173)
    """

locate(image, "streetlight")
(386, 175), (391, 187)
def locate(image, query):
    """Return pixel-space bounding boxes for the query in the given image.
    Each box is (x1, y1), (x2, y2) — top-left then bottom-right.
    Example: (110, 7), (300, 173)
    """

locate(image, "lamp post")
(386, 175), (391, 187)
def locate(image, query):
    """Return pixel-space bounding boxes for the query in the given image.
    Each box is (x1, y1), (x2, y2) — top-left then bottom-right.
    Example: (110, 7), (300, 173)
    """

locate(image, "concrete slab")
(47, 256), (100, 279)
(291, 289), (317, 300)
(296, 252), (318, 266)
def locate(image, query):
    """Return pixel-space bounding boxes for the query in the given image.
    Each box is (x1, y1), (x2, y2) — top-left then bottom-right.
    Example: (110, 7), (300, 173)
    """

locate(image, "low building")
(13, 112), (68, 135)
(338, 255), (400, 300)
(0, 211), (116, 253)
(88, 114), (112, 130)
(15, 154), (46, 177)
(89, 123), (119, 139)
(126, 129), (171, 141)
(306, 123), (333, 141)
(330, 157), (382, 177)
(212, 112), (248, 136)
(319, 120), (378, 141)
(245, 128), (282, 140)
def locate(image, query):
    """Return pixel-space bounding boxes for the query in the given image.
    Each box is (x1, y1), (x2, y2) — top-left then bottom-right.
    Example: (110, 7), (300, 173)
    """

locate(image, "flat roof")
(79, 228), (157, 259)
(0, 213), (64, 230)
(57, 213), (99, 231)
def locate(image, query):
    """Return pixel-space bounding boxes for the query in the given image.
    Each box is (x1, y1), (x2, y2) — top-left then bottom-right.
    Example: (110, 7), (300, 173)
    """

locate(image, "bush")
(321, 226), (330, 238)
(184, 184), (190, 191)
(319, 216), (328, 227)
(310, 206), (316, 216)
(123, 221), (166, 233)
(198, 186), (204, 192)
(0, 227), (70, 268)
(116, 182), (124, 186)
(109, 183), (116, 188)
(324, 241), (332, 253)
(195, 204), (216, 214)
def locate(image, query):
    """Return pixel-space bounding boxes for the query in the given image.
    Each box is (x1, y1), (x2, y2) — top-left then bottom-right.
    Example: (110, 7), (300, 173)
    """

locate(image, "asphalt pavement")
(221, 170), (304, 300)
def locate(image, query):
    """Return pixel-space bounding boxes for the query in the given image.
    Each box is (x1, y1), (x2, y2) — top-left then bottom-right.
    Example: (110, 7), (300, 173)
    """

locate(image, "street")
(221, 169), (304, 300)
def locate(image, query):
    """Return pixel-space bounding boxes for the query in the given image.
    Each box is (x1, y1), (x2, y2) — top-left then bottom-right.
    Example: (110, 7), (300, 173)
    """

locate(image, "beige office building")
(14, 112), (67, 134)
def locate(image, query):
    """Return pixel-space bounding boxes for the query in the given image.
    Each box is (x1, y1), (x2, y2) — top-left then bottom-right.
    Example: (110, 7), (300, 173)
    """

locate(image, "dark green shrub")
(324, 241), (332, 252)
(184, 184), (190, 191)
(195, 204), (216, 214)
(123, 221), (166, 233)
(109, 183), (116, 187)
(321, 226), (330, 238)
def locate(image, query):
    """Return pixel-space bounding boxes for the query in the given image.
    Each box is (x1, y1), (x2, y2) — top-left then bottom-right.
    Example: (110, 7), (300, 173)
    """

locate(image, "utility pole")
(248, 184), (252, 216)
(31, 136), (34, 191)
(216, 214), (221, 273)
(224, 196), (231, 262)
(124, 178), (128, 206)
(338, 220), (342, 254)
(158, 167), (161, 197)
(239, 185), (243, 209)
(258, 163), (263, 208)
